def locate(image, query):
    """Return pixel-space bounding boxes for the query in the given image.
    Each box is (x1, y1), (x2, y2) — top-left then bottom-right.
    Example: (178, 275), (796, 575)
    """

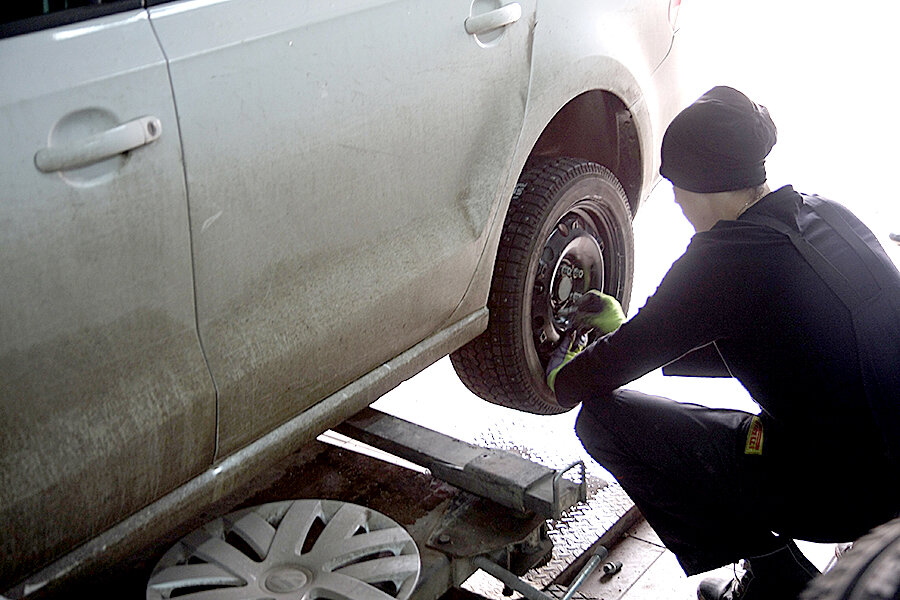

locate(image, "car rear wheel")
(451, 158), (634, 414)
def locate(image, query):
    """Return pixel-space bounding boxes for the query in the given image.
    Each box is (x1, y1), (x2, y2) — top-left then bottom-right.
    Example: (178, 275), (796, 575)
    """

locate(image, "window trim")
(0, 0), (143, 39)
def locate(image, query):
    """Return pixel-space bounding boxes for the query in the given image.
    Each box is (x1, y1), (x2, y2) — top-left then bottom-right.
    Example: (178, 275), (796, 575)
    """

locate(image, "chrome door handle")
(35, 115), (162, 173)
(465, 2), (522, 36)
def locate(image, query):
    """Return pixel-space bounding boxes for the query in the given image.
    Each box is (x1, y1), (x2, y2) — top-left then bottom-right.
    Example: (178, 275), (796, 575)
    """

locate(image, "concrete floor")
(578, 520), (730, 600)
(573, 520), (838, 600)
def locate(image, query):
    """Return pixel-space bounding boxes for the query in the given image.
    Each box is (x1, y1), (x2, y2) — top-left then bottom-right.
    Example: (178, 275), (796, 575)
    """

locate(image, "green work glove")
(571, 290), (625, 335)
(545, 329), (588, 393)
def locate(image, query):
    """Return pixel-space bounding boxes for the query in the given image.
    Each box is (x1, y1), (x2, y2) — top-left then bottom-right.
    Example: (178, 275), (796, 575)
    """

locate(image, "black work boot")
(697, 540), (820, 600)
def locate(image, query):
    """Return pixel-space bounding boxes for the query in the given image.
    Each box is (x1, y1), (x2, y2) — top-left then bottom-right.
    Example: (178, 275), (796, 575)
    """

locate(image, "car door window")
(0, 0), (140, 37)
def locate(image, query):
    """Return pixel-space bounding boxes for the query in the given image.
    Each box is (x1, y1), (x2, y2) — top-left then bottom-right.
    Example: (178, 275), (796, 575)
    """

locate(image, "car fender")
(442, 0), (679, 331)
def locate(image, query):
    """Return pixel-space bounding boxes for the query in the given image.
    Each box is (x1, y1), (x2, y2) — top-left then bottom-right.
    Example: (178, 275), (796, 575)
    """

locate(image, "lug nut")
(601, 561), (623, 577)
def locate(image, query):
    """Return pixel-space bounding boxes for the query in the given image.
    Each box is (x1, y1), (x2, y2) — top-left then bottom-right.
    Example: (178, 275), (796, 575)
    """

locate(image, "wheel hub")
(553, 261), (588, 305)
(556, 267), (574, 303)
(532, 211), (605, 360)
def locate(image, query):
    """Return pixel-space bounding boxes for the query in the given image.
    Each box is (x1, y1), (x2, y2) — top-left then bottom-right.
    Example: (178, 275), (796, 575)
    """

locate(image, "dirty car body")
(0, 0), (686, 593)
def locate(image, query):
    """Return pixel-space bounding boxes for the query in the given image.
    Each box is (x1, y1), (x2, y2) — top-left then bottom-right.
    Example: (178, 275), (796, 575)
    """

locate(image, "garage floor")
(369, 379), (842, 600)
(574, 520), (732, 600)
(570, 520), (838, 600)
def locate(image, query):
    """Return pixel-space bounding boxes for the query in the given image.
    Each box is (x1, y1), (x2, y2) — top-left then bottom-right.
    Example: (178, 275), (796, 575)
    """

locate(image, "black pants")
(575, 389), (898, 575)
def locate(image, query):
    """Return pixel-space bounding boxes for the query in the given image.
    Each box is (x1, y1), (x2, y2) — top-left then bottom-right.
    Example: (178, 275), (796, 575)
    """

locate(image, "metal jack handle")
(561, 546), (608, 600)
(472, 556), (553, 600)
(472, 545), (608, 600)
(552, 460), (587, 519)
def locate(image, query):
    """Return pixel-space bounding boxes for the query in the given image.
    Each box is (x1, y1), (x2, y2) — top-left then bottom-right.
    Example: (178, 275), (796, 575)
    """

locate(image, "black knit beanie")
(660, 86), (777, 193)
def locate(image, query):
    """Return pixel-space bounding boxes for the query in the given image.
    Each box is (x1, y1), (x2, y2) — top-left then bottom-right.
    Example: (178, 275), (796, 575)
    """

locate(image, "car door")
(149, 0), (536, 456)
(0, 5), (216, 586)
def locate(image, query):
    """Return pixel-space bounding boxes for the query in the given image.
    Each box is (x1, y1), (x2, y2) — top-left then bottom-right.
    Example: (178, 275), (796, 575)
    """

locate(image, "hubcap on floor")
(147, 499), (420, 600)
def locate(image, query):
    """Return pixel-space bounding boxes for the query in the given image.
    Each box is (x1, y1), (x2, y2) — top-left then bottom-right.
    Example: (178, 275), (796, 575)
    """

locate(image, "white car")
(0, 0), (686, 594)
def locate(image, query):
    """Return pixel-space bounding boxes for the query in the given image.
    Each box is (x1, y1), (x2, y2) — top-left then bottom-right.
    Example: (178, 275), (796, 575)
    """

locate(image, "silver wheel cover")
(147, 499), (420, 600)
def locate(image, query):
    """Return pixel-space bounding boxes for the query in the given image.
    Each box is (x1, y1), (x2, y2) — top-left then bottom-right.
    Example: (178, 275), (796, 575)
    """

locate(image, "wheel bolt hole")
(541, 247), (554, 263)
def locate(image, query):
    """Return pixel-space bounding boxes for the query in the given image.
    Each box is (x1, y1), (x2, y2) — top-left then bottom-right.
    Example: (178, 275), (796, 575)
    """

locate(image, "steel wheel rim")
(147, 499), (420, 600)
(528, 200), (613, 372)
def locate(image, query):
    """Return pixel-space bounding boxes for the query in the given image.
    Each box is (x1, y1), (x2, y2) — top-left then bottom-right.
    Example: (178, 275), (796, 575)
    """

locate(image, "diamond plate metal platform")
(463, 482), (639, 599)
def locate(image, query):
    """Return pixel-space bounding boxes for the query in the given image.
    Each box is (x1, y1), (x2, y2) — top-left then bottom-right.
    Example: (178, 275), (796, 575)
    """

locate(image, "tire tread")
(800, 516), (900, 600)
(451, 158), (632, 414)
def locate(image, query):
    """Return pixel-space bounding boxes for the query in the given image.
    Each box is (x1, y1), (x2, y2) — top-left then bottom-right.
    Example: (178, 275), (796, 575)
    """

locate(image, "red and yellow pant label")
(745, 416), (764, 455)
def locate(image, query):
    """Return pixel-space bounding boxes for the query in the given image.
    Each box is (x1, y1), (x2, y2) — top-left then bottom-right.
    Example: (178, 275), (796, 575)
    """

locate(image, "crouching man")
(548, 86), (900, 600)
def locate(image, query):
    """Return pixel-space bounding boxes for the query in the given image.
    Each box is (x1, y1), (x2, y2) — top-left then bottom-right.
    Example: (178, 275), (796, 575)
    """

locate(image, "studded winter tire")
(450, 158), (634, 414)
(801, 516), (900, 600)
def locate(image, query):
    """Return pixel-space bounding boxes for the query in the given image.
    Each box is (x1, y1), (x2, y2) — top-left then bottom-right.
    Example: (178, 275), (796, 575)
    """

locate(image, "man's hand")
(571, 290), (625, 335)
(545, 329), (588, 393)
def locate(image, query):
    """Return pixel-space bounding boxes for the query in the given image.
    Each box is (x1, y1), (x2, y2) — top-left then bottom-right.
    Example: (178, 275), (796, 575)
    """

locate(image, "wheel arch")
(440, 3), (669, 334)
(440, 84), (649, 332)
(442, 0), (684, 376)
(526, 90), (643, 216)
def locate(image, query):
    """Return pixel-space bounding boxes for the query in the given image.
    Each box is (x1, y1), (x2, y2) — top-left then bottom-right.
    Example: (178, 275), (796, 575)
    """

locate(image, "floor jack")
(334, 407), (607, 600)
(144, 407), (625, 600)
